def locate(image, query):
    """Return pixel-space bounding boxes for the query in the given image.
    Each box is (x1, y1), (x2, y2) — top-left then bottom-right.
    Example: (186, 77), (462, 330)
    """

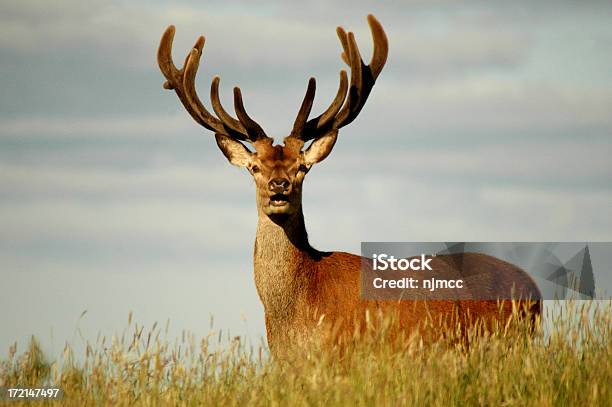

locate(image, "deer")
(157, 15), (541, 356)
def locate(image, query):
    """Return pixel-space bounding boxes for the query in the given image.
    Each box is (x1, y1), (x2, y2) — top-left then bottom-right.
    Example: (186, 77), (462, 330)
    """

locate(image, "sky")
(1, 0), (611, 356)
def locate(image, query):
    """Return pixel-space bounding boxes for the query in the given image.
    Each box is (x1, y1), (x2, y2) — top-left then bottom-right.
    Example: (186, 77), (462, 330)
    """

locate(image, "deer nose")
(268, 178), (290, 193)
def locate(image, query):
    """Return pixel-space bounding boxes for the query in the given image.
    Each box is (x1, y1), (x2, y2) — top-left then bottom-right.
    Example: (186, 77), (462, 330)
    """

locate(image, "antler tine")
(336, 26), (351, 66)
(183, 46), (232, 133)
(332, 29), (369, 129)
(367, 14), (388, 80)
(317, 70), (349, 127)
(233, 87), (268, 142)
(347, 32), (363, 94)
(210, 76), (248, 137)
(158, 26), (224, 133)
(297, 70), (348, 142)
(158, 25), (179, 86)
(291, 77), (316, 137)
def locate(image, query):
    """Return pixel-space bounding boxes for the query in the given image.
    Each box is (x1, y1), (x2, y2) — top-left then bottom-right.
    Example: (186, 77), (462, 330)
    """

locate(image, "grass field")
(1, 301), (611, 406)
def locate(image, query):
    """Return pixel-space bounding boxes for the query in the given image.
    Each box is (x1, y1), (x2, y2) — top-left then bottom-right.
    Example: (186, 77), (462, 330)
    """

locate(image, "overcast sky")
(1, 1), (611, 356)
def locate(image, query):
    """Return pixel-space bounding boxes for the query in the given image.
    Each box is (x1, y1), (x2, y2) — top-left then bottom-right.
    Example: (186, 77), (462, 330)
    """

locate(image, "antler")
(289, 14), (388, 142)
(157, 26), (270, 143)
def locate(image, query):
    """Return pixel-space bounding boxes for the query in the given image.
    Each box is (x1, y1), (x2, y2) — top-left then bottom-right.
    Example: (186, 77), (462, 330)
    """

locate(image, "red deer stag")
(157, 15), (541, 355)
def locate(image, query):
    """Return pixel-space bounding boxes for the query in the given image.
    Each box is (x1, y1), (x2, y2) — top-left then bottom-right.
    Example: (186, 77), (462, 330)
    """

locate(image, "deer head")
(157, 15), (388, 222)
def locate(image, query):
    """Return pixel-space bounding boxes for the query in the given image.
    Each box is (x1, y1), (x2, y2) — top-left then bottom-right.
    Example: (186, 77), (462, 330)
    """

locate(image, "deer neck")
(253, 209), (315, 320)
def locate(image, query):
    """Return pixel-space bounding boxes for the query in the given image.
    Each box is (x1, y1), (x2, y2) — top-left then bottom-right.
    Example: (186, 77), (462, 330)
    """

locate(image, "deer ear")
(215, 133), (253, 167)
(303, 130), (338, 165)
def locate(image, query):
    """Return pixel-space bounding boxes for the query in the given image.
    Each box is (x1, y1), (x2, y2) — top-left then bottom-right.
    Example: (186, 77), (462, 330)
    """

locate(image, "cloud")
(307, 174), (612, 246)
(350, 77), (612, 145)
(2, 0), (611, 127)
(1, 135), (610, 270)
(2, 72), (611, 143)
(1, 136), (609, 205)
(0, 262), (265, 359)
(0, 0), (533, 75)
(0, 114), (191, 137)
(0, 163), (258, 258)
(0, 200), (254, 258)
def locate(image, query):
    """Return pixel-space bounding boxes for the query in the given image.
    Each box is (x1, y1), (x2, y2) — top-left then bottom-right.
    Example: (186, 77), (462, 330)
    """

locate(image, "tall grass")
(1, 301), (611, 406)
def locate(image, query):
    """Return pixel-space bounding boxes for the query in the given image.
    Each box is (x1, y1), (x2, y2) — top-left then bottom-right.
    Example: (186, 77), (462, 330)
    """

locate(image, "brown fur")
(253, 196), (541, 355)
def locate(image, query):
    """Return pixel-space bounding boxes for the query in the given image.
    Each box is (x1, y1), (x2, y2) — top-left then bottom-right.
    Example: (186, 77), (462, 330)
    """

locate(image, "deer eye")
(298, 164), (309, 174)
